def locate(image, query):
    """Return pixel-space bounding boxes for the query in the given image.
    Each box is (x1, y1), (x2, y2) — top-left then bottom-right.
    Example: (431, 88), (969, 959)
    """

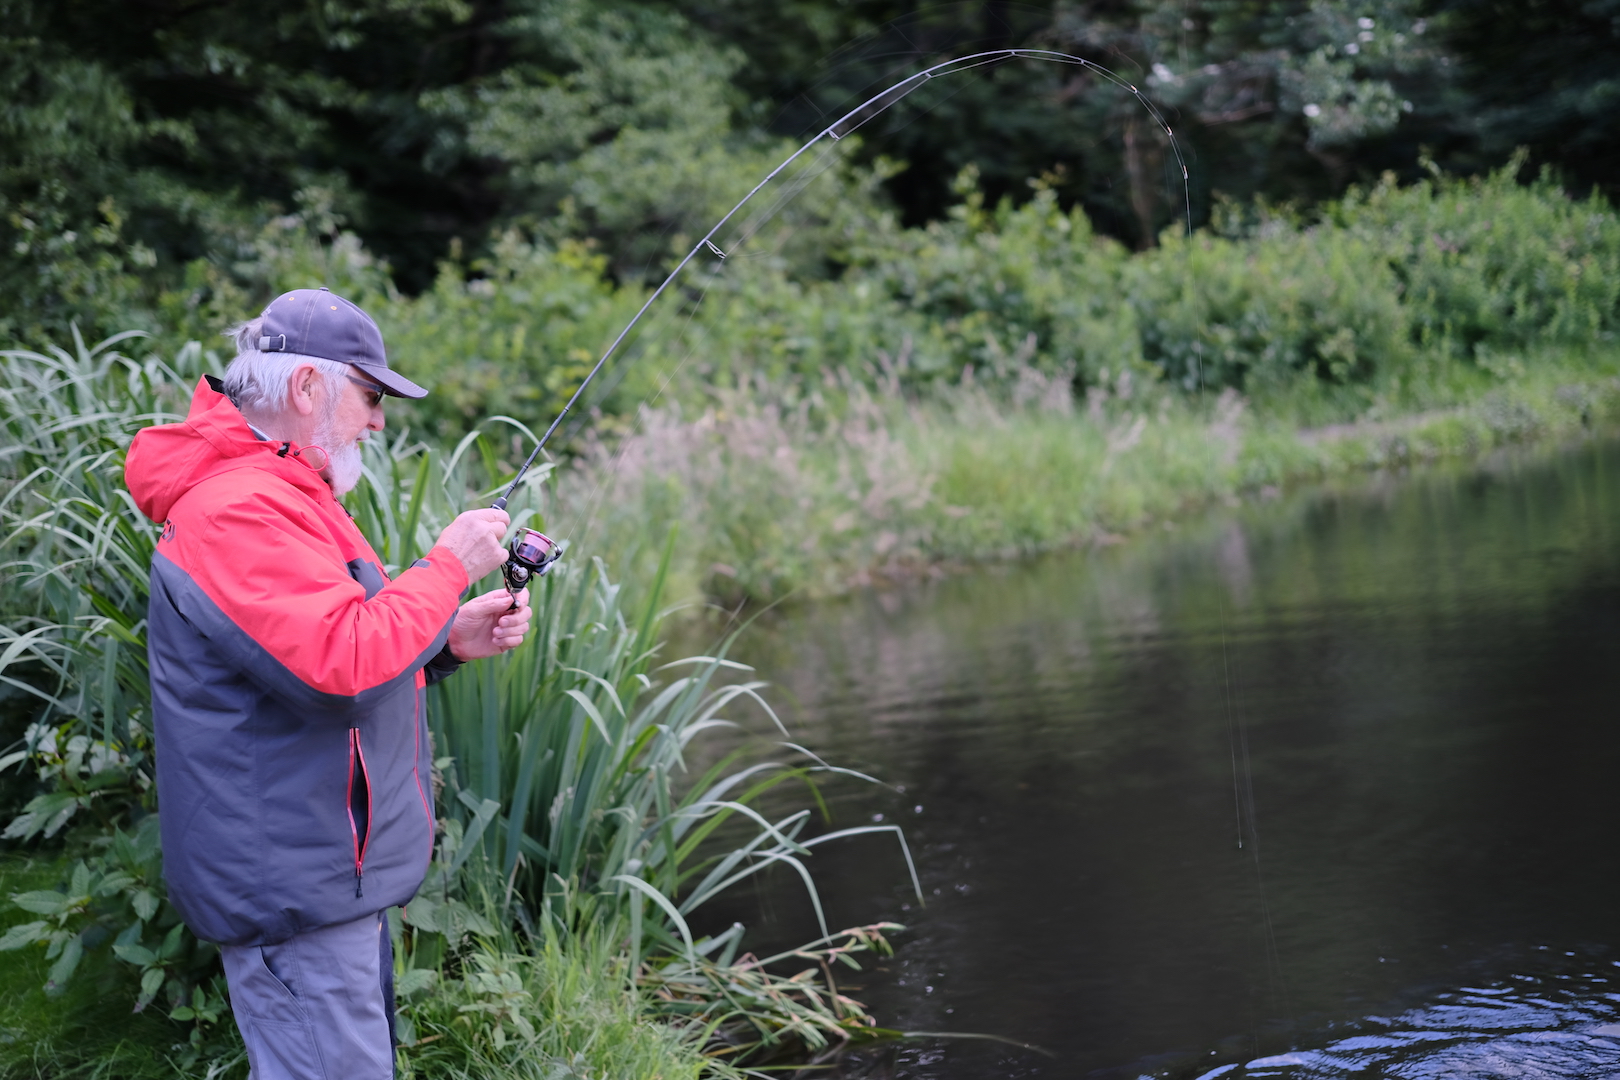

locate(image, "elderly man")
(125, 287), (529, 1079)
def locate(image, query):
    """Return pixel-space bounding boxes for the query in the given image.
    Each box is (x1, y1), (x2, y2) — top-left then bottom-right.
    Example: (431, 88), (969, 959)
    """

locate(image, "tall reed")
(346, 406), (918, 955)
(0, 333), (919, 1071)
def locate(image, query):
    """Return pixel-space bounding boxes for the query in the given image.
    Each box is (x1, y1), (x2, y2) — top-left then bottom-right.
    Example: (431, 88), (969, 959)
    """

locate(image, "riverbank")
(0, 853), (722, 1080)
(551, 346), (1620, 607)
(0, 337), (898, 1080)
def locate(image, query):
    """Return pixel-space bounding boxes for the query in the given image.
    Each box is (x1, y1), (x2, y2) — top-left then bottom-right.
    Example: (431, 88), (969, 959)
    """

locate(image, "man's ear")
(289, 364), (321, 417)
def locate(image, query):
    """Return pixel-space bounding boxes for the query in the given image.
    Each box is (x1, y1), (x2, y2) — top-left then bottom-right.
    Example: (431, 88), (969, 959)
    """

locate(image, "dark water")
(686, 437), (1620, 1078)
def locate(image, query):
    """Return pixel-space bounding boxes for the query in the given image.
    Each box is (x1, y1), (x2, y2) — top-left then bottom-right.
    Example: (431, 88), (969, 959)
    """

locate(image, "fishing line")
(1220, 622), (1290, 1012)
(513, 136), (853, 494)
(1197, 320), (1291, 1032)
(492, 47), (1192, 514)
(490, 49), (1194, 602)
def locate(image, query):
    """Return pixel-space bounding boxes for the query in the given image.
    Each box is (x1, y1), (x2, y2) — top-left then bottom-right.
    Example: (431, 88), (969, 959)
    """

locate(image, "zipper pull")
(355, 868), (364, 898)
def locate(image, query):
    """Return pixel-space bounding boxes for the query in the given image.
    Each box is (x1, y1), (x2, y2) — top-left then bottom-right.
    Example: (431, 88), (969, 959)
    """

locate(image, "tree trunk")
(1123, 114), (1163, 250)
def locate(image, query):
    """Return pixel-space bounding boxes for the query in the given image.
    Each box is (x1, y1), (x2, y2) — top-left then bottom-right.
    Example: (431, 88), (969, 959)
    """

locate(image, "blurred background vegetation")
(4, 0), (1615, 340)
(3, 0), (1614, 464)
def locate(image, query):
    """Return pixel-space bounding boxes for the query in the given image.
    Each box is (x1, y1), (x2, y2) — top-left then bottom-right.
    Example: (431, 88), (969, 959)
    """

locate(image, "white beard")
(313, 414), (366, 496)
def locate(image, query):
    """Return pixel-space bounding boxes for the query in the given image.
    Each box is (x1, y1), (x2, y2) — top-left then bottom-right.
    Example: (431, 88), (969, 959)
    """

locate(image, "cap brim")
(353, 362), (428, 400)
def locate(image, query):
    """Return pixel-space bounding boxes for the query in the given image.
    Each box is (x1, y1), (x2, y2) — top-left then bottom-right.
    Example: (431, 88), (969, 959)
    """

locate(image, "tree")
(1439, 0), (1620, 199)
(672, 0), (1459, 247)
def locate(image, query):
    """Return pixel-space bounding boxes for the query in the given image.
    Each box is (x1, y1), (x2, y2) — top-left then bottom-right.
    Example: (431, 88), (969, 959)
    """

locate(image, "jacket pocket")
(346, 727), (372, 898)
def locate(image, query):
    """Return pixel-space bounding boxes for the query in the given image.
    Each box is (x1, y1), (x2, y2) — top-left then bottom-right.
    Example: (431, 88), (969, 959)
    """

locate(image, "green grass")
(551, 345), (1620, 606)
(398, 922), (713, 1080)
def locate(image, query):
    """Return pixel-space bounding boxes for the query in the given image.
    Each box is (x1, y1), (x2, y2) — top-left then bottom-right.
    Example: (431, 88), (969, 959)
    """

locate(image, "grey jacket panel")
(149, 554), (444, 945)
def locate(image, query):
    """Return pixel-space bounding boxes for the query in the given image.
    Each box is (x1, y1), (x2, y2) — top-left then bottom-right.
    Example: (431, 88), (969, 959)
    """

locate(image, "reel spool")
(502, 527), (561, 599)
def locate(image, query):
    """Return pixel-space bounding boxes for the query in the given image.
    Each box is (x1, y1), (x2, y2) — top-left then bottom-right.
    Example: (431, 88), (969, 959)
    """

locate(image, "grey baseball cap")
(257, 286), (427, 399)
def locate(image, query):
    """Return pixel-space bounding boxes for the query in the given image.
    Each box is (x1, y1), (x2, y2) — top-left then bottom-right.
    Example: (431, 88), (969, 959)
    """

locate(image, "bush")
(1334, 155), (1620, 357)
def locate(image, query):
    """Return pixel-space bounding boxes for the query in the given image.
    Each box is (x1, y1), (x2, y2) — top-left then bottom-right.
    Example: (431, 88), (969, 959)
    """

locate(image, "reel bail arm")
(500, 522), (560, 606)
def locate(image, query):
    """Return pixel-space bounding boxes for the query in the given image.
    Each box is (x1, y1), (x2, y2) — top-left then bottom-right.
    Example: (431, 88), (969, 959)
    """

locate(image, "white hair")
(222, 316), (368, 494)
(222, 316), (351, 427)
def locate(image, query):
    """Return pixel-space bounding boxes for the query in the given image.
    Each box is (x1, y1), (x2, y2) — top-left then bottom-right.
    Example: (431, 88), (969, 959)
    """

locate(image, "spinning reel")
(501, 526), (561, 602)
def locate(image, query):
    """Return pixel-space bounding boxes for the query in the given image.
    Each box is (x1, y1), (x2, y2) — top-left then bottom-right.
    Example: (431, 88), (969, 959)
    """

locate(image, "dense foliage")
(3, 0), (1613, 347)
(331, 157), (1615, 442)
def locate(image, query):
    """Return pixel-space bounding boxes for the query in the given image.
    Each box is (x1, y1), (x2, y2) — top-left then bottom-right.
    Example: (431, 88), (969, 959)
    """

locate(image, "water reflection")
(678, 439), (1620, 1078)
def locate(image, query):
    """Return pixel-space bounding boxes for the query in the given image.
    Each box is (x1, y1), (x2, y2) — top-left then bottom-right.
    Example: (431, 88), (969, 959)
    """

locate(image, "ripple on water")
(1191, 973), (1620, 1080)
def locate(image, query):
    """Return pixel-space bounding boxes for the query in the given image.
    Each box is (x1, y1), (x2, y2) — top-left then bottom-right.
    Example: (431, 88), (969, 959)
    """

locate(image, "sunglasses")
(347, 374), (386, 409)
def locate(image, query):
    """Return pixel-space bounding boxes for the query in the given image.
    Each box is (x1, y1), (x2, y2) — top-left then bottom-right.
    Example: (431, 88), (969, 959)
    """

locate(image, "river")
(687, 436), (1620, 1078)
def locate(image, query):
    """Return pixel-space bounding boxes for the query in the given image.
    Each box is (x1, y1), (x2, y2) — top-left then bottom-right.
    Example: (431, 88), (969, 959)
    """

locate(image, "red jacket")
(126, 376), (468, 944)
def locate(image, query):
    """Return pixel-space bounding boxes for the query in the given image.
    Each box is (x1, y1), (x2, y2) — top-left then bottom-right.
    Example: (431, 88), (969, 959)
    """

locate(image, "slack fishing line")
(493, 47), (1193, 599)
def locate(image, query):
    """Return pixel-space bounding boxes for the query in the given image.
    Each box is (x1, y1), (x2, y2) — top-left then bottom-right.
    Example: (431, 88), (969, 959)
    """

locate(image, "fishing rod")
(494, 47), (1192, 599)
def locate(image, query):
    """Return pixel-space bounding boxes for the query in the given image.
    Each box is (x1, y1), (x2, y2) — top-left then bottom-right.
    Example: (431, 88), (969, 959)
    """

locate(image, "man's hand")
(436, 508), (510, 582)
(448, 588), (532, 661)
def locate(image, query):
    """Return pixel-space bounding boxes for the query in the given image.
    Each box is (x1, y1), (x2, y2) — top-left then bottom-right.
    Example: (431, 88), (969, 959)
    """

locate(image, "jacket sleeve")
(422, 643), (465, 686)
(181, 485), (469, 699)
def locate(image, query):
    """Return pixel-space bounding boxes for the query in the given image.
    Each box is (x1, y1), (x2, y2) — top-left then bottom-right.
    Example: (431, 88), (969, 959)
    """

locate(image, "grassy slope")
(564, 346), (1620, 606)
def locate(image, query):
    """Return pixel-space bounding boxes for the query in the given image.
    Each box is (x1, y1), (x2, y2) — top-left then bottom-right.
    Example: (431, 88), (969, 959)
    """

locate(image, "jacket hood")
(126, 376), (332, 523)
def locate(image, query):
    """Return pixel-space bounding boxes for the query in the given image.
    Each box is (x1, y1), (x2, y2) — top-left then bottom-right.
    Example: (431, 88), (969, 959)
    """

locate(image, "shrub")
(1333, 155), (1620, 358)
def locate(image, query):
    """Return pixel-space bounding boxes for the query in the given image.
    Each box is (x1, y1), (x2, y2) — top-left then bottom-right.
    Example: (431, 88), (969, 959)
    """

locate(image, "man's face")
(317, 371), (387, 495)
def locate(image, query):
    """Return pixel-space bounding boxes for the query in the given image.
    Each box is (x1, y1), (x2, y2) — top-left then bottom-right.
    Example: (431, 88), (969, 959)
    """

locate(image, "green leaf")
(448, 795), (501, 878)
(44, 935), (83, 995)
(158, 921), (185, 960)
(437, 898), (497, 941)
(130, 889), (159, 921)
(139, 966), (165, 1001)
(96, 871), (135, 896)
(608, 875), (695, 964)
(10, 890), (69, 915)
(2, 792), (84, 841)
(564, 688), (614, 745)
(113, 943), (157, 966)
(395, 968), (437, 998)
(404, 896), (441, 933)
(170, 1006), (195, 1022)
(0, 921), (49, 951)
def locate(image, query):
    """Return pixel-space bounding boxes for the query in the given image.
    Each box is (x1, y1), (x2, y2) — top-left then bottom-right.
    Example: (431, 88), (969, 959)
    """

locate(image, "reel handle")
(493, 460), (558, 608)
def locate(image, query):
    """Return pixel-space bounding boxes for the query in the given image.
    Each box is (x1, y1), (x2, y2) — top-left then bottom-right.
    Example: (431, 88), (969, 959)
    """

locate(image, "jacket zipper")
(412, 690), (434, 862)
(346, 727), (373, 898)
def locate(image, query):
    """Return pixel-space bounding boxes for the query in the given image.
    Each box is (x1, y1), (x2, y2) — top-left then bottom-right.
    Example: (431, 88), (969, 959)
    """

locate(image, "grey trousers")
(221, 912), (396, 1080)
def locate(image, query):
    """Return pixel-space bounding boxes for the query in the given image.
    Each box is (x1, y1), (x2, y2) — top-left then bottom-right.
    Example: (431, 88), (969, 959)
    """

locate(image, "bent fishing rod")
(494, 47), (1192, 597)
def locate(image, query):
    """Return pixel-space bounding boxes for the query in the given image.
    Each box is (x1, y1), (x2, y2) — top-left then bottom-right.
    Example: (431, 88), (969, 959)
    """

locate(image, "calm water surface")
(686, 438), (1620, 1078)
